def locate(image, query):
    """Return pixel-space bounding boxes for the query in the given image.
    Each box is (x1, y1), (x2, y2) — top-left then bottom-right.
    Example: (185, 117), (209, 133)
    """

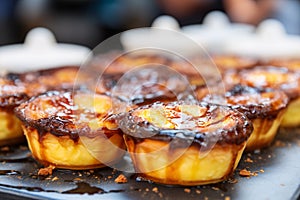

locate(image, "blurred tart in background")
(224, 66), (300, 127)
(0, 66), (83, 145)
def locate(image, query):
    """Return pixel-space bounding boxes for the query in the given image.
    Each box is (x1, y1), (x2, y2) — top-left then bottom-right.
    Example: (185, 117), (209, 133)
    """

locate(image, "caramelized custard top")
(95, 68), (191, 106)
(0, 77), (29, 110)
(202, 85), (288, 119)
(0, 66), (81, 110)
(15, 91), (118, 140)
(224, 66), (300, 99)
(119, 101), (253, 146)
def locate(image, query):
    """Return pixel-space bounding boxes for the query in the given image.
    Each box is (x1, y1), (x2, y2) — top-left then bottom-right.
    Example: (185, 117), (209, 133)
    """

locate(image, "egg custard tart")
(110, 68), (192, 106)
(17, 66), (83, 96)
(169, 58), (218, 90)
(224, 66), (300, 127)
(0, 66), (82, 145)
(15, 91), (125, 169)
(201, 85), (288, 150)
(170, 59), (200, 76)
(0, 77), (28, 145)
(94, 66), (193, 106)
(91, 53), (170, 75)
(266, 59), (300, 71)
(119, 101), (253, 186)
(212, 55), (257, 72)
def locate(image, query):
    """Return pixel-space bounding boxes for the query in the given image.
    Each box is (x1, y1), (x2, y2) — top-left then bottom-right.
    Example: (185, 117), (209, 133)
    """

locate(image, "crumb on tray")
(195, 189), (201, 194)
(114, 174), (128, 183)
(152, 187), (158, 193)
(244, 157), (253, 163)
(38, 165), (55, 176)
(0, 146), (10, 151)
(239, 169), (251, 177)
(184, 188), (191, 193)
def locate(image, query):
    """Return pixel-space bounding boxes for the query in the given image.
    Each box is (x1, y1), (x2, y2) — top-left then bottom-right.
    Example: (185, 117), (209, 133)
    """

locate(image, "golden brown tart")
(15, 91), (125, 170)
(0, 66), (82, 145)
(91, 54), (214, 96)
(91, 53), (219, 104)
(10, 66), (82, 96)
(224, 66), (300, 127)
(266, 59), (300, 71)
(119, 101), (253, 186)
(94, 67), (193, 106)
(200, 85), (288, 150)
(88, 53), (198, 106)
(90, 53), (170, 75)
(169, 57), (220, 90)
(170, 58), (200, 76)
(0, 77), (28, 145)
(212, 55), (257, 72)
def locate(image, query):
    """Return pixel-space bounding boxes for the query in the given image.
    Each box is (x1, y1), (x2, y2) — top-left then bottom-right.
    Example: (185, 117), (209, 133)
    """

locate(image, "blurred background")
(0, 0), (300, 49)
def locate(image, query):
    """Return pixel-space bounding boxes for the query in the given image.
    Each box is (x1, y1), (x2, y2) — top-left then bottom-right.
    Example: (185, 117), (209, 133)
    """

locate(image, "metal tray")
(0, 128), (299, 200)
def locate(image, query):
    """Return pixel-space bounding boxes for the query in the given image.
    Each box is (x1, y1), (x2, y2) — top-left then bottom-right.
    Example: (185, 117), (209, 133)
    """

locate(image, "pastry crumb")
(258, 156), (262, 160)
(252, 172), (258, 176)
(184, 188), (191, 193)
(254, 149), (261, 154)
(212, 186), (220, 191)
(239, 169), (259, 177)
(152, 187), (158, 193)
(228, 178), (238, 184)
(38, 165), (55, 176)
(19, 145), (28, 150)
(274, 140), (286, 147)
(195, 189), (201, 194)
(245, 157), (253, 163)
(296, 139), (300, 147)
(268, 154), (272, 158)
(239, 169), (251, 177)
(158, 192), (163, 198)
(114, 174), (127, 183)
(0, 146), (9, 151)
(225, 196), (231, 200)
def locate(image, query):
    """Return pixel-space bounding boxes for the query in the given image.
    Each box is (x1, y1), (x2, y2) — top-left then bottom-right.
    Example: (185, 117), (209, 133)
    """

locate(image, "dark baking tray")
(0, 128), (299, 200)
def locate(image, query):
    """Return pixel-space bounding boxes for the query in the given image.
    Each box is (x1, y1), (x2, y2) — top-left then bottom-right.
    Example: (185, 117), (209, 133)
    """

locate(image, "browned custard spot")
(224, 66), (300, 100)
(15, 91), (118, 142)
(224, 85), (289, 120)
